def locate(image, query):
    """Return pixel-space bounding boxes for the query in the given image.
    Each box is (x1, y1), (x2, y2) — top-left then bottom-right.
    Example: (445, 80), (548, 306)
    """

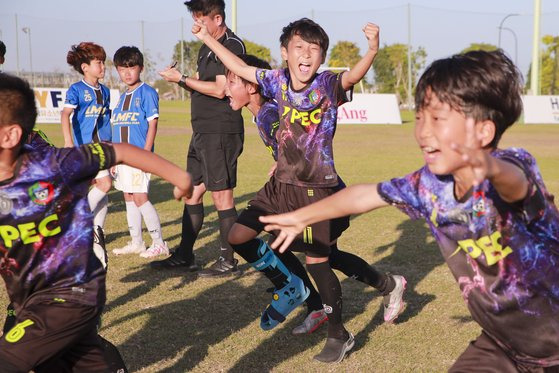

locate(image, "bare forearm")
(488, 158), (529, 202)
(295, 183), (387, 226)
(184, 76), (226, 98)
(200, 35), (257, 83)
(144, 119), (158, 151)
(60, 111), (73, 146)
(343, 49), (377, 90)
(113, 143), (191, 191)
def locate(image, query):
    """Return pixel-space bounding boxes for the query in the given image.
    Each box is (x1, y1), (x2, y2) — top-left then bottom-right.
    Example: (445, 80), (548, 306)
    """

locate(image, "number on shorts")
(5, 319), (34, 343)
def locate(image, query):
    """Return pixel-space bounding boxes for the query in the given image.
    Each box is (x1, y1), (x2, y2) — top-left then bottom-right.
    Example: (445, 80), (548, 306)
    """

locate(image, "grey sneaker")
(383, 275), (407, 323)
(292, 309), (328, 335)
(198, 257), (240, 278)
(313, 333), (355, 363)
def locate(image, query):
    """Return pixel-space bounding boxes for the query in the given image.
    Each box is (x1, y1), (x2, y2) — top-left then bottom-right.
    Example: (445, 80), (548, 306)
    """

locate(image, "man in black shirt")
(156, 0), (245, 277)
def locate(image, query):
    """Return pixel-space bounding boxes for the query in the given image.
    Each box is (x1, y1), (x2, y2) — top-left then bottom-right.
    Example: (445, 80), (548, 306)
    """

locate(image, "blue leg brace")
(249, 239), (310, 330)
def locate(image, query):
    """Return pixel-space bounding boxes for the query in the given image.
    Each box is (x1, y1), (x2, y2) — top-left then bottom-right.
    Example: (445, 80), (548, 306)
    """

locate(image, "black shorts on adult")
(0, 300), (116, 373)
(187, 132), (244, 191)
(236, 176), (349, 258)
(449, 331), (559, 373)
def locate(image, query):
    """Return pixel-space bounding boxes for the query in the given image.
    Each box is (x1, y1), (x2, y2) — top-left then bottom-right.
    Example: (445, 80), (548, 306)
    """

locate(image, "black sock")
(329, 246), (388, 290)
(231, 239), (290, 289)
(279, 251), (322, 314)
(176, 203), (204, 260)
(217, 208), (237, 263)
(307, 261), (347, 340)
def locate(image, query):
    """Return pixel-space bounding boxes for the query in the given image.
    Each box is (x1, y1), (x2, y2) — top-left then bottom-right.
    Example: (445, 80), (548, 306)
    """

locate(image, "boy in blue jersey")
(225, 54), (406, 336)
(194, 19), (390, 363)
(111, 46), (169, 259)
(261, 51), (559, 371)
(0, 72), (193, 372)
(61, 42), (112, 261)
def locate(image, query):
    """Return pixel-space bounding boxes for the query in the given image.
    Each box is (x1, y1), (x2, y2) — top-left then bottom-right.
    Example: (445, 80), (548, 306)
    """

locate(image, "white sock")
(125, 201), (143, 245)
(138, 201), (164, 246)
(92, 195), (108, 228)
(88, 187), (107, 212)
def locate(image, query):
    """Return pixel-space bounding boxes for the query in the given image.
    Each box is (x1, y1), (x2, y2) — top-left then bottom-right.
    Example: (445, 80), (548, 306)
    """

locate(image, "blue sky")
(1, 0), (558, 78)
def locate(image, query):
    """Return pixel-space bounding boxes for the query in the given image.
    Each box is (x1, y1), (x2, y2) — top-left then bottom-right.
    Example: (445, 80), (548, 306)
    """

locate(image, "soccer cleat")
(383, 275), (407, 323)
(92, 225), (108, 269)
(313, 333), (355, 363)
(140, 241), (169, 258)
(112, 240), (146, 255)
(260, 274), (310, 330)
(150, 252), (199, 271)
(292, 309), (328, 335)
(198, 257), (240, 278)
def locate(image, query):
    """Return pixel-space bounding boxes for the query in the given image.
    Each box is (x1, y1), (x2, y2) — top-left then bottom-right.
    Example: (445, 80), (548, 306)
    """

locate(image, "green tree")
(372, 43), (426, 104)
(172, 40), (204, 77)
(328, 41), (361, 68)
(526, 35), (559, 94)
(460, 43), (498, 54)
(244, 40), (276, 66)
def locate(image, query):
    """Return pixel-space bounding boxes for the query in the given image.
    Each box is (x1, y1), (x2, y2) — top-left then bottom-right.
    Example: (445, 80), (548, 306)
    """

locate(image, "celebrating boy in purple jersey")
(193, 18), (399, 363)
(261, 50), (559, 371)
(0, 73), (193, 372)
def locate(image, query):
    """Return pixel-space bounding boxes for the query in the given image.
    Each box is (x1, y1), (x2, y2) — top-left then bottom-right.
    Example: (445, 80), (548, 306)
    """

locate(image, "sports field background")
(1, 101), (558, 372)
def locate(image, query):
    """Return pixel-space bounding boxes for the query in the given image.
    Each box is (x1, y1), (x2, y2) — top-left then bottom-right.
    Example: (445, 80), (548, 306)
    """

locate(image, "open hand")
(173, 184), (193, 201)
(451, 118), (496, 186)
(363, 22), (380, 53)
(259, 213), (305, 253)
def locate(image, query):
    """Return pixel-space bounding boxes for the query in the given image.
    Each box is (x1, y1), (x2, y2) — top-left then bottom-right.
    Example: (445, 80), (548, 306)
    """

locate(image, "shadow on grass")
(103, 210), (443, 370)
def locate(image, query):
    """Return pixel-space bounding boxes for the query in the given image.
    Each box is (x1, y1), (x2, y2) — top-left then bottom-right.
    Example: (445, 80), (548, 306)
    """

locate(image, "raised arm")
(259, 183), (389, 252)
(192, 20), (257, 84)
(112, 143), (193, 200)
(341, 22), (379, 91)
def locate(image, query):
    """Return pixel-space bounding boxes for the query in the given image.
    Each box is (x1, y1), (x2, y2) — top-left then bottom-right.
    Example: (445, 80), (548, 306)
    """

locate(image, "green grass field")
(2, 100), (558, 372)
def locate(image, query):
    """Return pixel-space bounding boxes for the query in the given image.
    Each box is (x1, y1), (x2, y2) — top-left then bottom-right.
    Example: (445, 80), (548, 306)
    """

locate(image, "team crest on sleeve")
(28, 181), (54, 205)
(84, 90), (92, 102)
(0, 193), (13, 214)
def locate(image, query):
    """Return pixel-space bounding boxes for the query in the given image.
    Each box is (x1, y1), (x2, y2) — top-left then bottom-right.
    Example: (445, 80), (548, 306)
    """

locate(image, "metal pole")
(22, 27), (33, 86)
(530, 0), (541, 95)
(502, 27), (518, 66)
(407, 3), (412, 109)
(180, 17), (184, 101)
(231, 0), (237, 33)
(498, 13), (519, 48)
(15, 14), (20, 75)
(141, 20), (145, 80)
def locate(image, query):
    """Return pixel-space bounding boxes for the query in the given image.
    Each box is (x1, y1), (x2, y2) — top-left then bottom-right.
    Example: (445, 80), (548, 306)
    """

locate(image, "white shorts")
(113, 165), (151, 193)
(95, 169), (110, 179)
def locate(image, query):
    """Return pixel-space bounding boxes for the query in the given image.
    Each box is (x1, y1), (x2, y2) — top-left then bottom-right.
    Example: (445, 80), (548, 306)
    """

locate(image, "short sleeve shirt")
(377, 148), (559, 366)
(191, 28), (245, 134)
(111, 83), (159, 151)
(0, 143), (117, 311)
(255, 100), (280, 161)
(256, 69), (349, 187)
(64, 80), (112, 145)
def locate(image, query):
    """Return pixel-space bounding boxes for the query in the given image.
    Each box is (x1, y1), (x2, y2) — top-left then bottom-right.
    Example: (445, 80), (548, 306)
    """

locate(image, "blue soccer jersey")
(377, 148), (559, 366)
(111, 83), (159, 150)
(64, 80), (111, 145)
(0, 143), (117, 311)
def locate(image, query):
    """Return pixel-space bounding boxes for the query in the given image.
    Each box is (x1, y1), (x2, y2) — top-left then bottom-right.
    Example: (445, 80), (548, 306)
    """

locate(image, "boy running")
(61, 42), (112, 259)
(111, 46), (168, 259)
(261, 50), (559, 371)
(0, 72), (193, 372)
(194, 18), (392, 363)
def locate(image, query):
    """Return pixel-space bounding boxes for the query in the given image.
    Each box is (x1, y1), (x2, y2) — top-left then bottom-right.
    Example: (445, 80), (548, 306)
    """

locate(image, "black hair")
(279, 18), (329, 60)
(415, 50), (523, 148)
(0, 41), (6, 59)
(113, 46), (143, 68)
(184, 0), (225, 19)
(0, 73), (37, 141)
(226, 54), (271, 94)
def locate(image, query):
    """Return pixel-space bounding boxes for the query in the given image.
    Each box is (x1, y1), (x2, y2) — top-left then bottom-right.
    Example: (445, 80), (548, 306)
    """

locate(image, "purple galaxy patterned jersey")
(255, 100), (280, 161)
(256, 69), (348, 187)
(0, 143), (116, 311)
(378, 147), (559, 366)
